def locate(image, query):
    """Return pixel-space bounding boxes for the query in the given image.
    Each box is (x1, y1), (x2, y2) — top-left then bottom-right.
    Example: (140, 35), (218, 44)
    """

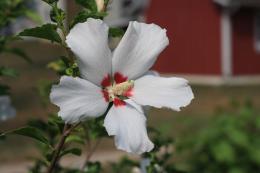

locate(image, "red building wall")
(146, 0), (222, 75)
(232, 9), (260, 75)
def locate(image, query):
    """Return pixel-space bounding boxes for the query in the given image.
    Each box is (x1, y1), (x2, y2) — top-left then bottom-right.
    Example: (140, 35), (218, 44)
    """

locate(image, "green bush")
(178, 101), (260, 173)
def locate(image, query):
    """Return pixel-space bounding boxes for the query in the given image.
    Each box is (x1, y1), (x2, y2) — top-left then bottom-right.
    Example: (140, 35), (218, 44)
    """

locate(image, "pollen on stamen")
(114, 98), (126, 107)
(114, 72), (128, 84)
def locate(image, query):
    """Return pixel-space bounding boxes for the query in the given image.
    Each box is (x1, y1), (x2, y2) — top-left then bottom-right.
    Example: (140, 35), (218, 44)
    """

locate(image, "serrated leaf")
(1, 126), (50, 146)
(19, 24), (62, 43)
(70, 11), (107, 28)
(60, 148), (82, 157)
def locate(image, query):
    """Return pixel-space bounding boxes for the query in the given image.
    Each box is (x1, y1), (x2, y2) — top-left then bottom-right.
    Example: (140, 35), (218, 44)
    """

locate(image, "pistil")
(104, 80), (134, 103)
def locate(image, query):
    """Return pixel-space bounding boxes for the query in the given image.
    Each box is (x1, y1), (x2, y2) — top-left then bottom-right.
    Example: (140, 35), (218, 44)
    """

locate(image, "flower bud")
(95, 0), (105, 12)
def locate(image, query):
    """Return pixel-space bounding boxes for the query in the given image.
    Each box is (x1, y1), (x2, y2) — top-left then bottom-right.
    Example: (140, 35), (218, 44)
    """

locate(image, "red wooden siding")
(232, 9), (260, 75)
(146, 0), (222, 75)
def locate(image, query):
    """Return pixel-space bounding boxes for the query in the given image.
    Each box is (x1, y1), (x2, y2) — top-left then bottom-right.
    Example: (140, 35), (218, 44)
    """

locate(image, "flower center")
(101, 73), (134, 107)
(106, 80), (134, 102)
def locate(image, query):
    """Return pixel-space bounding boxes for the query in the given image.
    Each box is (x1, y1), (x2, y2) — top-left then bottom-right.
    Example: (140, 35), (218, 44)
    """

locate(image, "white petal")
(112, 21), (169, 80)
(131, 75), (194, 111)
(104, 102), (154, 154)
(50, 76), (108, 124)
(66, 18), (112, 86)
(145, 70), (160, 77)
(141, 71), (160, 114)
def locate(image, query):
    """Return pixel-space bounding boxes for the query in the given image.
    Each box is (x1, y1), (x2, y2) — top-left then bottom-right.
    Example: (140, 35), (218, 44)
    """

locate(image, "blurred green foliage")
(0, 0), (41, 28)
(3, 1), (246, 173)
(109, 128), (185, 173)
(0, 0), (37, 96)
(2, 1), (260, 173)
(178, 101), (260, 173)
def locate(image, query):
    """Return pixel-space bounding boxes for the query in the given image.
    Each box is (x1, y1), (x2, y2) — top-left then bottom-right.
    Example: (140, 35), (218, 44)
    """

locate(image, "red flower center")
(101, 72), (133, 107)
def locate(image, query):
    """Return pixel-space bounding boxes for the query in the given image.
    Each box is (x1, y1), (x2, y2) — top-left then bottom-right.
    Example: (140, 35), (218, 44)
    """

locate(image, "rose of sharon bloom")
(50, 18), (194, 154)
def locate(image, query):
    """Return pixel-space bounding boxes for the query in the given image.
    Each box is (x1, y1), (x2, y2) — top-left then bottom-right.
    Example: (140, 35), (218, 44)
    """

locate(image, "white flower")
(50, 18), (194, 154)
(0, 95), (16, 121)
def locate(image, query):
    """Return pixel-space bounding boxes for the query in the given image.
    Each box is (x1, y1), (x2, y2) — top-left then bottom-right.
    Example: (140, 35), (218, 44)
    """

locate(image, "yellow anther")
(106, 80), (134, 101)
(112, 80), (134, 96)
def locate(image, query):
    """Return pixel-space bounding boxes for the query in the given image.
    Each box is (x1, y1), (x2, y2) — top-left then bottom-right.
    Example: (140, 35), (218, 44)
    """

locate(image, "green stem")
(46, 124), (71, 173)
(46, 123), (80, 173)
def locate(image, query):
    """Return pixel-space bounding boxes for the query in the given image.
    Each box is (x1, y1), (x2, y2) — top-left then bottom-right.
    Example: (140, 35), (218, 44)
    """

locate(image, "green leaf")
(109, 28), (124, 37)
(19, 24), (62, 43)
(1, 126), (50, 146)
(83, 162), (102, 173)
(75, 0), (97, 11)
(60, 148), (82, 157)
(47, 114), (64, 134)
(65, 135), (85, 144)
(0, 67), (19, 78)
(70, 11), (107, 28)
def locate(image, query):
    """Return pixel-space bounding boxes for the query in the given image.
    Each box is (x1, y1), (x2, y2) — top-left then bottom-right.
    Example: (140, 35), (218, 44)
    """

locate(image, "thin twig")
(46, 123), (80, 173)
(86, 139), (102, 162)
(81, 138), (103, 171)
